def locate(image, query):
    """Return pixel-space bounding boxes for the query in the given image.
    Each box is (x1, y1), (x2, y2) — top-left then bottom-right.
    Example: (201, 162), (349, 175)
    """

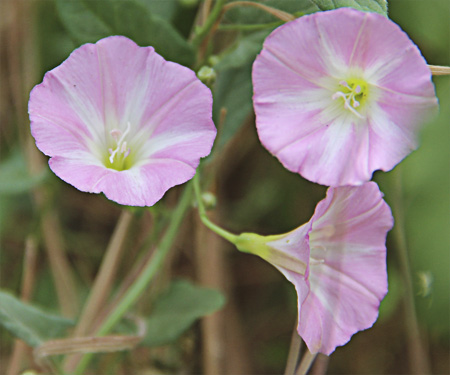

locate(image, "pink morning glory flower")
(29, 36), (216, 206)
(252, 8), (438, 186)
(235, 182), (393, 354)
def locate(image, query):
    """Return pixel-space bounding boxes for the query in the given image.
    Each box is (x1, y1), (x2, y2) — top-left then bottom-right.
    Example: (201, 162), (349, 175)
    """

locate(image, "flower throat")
(332, 78), (369, 118)
(105, 122), (134, 171)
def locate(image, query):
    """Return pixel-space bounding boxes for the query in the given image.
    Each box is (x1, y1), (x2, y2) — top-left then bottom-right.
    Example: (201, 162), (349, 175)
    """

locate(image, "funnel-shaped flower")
(29, 36), (216, 206)
(235, 182), (393, 354)
(253, 8), (438, 186)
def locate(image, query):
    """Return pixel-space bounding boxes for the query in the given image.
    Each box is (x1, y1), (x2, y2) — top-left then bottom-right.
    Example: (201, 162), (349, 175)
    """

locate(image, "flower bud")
(197, 66), (216, 87)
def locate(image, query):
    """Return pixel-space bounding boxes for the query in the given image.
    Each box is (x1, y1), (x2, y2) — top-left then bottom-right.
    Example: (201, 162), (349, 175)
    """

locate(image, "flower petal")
(253, 8), (438, 186)
(299, 262), (383, 355)
(29, 43), (106, 155)
(29, 36), (216, 206)
(299, 182), (393, 354)
(49, 156), (197, 206)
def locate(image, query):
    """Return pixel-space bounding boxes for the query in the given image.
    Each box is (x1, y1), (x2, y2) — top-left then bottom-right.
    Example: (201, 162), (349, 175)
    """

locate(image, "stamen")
(109, 148), (119, 164)
(332, 80), (365, 119)
(116, 121), (131, 146)
(332, 92), (346, 101)
(109, 122), (132, 164)
(339, 80), (352, 90)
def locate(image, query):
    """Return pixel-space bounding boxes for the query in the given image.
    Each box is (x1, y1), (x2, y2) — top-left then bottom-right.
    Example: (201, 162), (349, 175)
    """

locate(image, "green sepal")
(235, 232), (284, 258)
(234, 233), (307, 276)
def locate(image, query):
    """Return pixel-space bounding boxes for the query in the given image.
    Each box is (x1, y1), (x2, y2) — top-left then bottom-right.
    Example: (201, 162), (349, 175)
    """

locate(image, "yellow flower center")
(332, 78), (369, 118)
(104, 122), (134, 171)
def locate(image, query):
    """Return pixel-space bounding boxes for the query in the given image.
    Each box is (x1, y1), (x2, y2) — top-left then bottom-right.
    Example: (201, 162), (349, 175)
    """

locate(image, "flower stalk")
(193, 173), (238, 244)
(192, 0), (227, 48)
(74, 183), (195, 374)
(284, 328), (302, 375)
(70, 210), (134, 340)
(222, 1), (295, 22)
(295, 350), (316, 375)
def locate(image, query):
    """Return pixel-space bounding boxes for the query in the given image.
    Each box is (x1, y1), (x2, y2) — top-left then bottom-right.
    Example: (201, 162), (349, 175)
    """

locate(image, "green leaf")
(215, 30), (271, 72)
(35, 0), (75, 73)
(134, 0), (178, 21)
(0, 151), (47, 195)
(143, 280), (225, 347)
(0, 290), (74, 347)
(211, 31), (274, 149)
(56, 0), (194, 66)
(310, 0), (388, 15)
(212, 62), (253, 150)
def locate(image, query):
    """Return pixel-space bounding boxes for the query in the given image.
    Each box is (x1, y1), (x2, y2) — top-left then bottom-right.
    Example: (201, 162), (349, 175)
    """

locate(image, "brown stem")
(284, 327), (302, 375)
(202, 0), (213, 24)
(7, 237), (38, 375)
(295, 350), (317, 375)
(39, 199), (80, 318)
(223, 1), (295, 22)
(93, 247), (154, 330)
(26, 107), (79, 319)
(71, 210), (134, 338)
(429, 65), (450, 75)
(195, 210), (227, 374)
(63, 210), (133, 373)
(35, 315), (146, 370)
(310, 354), (330, 375)
(195, 0), (294, 63)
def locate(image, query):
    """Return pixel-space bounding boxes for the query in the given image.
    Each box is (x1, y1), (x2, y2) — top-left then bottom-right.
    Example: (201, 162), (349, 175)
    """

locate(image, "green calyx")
(234, 232), (307, 276)
(235, 232), (276, 258)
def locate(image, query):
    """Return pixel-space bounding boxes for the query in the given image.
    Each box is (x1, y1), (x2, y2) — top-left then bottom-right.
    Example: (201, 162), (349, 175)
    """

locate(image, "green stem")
(218, 21), (283, 31)
(74, 183), (194, 374)
(192, 0), (227, 48)
(193, 173), (238, 244)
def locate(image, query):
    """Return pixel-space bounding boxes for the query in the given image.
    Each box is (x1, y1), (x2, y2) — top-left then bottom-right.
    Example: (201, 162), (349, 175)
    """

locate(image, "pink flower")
(235, 182), (393, 354)
(29, 36), (216, 206)
(252, 8), (438, 186)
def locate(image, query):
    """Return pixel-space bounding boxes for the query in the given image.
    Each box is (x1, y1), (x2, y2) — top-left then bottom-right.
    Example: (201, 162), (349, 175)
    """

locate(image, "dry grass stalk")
(72, 210), (134, 338)
(7, 237), (38, 375)
(429, 65), (450, 75)
(223, 1), (295, 22)
(36, 316), (146, 370)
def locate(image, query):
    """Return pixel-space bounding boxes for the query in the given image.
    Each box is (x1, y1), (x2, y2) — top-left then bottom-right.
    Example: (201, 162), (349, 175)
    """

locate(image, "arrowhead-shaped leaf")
(143, 280), (225, 347)
(0, 290), (74, 347)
